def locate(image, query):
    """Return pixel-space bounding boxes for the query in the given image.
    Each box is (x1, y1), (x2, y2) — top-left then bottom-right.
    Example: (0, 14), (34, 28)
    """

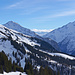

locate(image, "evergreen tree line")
(0, 51), (24, 73)
(0, 51), (60, 75)
(24, 62), (60, 75)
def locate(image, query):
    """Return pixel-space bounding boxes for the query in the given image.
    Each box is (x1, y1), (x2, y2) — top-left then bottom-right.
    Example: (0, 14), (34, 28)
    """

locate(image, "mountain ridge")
(3, 21), (40, 38)
(3, 21), (60, 51)
(43, 21), (75, 55)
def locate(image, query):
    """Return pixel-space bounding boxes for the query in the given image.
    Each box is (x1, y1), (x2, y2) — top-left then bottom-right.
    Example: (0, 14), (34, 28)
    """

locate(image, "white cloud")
(32, 10), (75, 22)
(52, 10), (75, 17)
(32, 29), (53, 32)
(20, 7), (48, 15)
(6, 0), (47, 9)
(6, 0), (24, 9)
(6, 0), (49, 15)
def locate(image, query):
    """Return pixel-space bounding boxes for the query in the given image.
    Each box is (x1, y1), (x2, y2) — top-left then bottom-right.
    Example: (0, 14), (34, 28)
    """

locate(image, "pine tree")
(0, 65), (3, 74)
(8, 60), (12, 72)
(44, 67), (49, 75)
(24, 62), (33, 75)
(12, 51), (14, 56)
(19, 73), (22, 75)
(12, 61), (16, 72)
(33, 67), (38, 75)
(57, 71), (60, 75)
(19, 62), (21, 67)
(48, 68), (53, 75)
(0, 52), (24, 73)
(39, 66), (44, 75)
(14, 52), (17, 58)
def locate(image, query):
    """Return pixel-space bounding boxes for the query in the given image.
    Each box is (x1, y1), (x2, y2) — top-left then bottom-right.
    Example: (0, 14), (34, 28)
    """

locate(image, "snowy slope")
(0, 24), (74, 59)
(0, 25), (45, 68)
(0, 25), (75, 74)
(43, 21), (75, 55)
(3, 21), (60, 51)
(0, 25), (58, 68)
(0, 25), (40, 46)
(39, 50), (75, 60)
(0, 72), (27, 75)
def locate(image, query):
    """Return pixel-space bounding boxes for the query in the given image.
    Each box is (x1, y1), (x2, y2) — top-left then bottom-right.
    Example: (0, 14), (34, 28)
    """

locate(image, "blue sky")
(0, 0), (75, 31)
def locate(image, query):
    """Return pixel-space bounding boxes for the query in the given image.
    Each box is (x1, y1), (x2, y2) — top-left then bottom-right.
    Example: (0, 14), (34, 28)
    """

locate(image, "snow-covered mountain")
(3, 21), (59, 51)
(32, 29), (53, 36)
(43, 21), (75, 55)
(0, 24), (58, 68)
(3, 21), (41, 39)
(0, 24), (75, 74)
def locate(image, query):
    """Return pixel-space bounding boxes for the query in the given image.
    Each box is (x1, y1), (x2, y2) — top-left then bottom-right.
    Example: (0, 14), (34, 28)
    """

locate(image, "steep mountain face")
(34, 31), (60, 50)
(0, 25), (75, 75)
(3, 21), (59, 51)
(3, 21), (41, 39)
(43, 21), (75, 55)
(43, 38), (60, 51)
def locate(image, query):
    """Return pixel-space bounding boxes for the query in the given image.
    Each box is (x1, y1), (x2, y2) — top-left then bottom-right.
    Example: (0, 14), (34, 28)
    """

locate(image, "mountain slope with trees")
(0, 24), (75, 75)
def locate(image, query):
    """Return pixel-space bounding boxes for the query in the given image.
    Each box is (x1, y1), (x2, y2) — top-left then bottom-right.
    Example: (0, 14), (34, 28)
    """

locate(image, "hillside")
(3, 21), (59, 51)
(0, 25), (74, 74)
(43, 21), (75, 55)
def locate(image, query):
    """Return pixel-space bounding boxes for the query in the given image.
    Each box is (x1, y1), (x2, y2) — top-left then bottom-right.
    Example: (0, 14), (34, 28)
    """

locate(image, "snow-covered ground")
(0, 25), (41, 68)
(0, 72), (27, 75)
(0, 25), (40, 47)
(39, 50), (75, 60)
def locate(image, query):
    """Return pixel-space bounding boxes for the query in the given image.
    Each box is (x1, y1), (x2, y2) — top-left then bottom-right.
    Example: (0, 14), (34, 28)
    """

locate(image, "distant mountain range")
(35, 32), (48, 36)
(32, 29), (53, 36)
(43, 21), (75, 56)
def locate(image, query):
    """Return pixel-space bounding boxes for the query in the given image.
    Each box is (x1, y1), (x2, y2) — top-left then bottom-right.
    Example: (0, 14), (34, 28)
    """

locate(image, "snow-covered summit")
(43, 21), (75, 42)
(3, 21), (40, 38)
(43, 21), (75, 55)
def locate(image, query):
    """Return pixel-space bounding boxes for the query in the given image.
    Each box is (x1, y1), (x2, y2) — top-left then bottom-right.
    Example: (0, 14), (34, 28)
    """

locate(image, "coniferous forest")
(0, 51), (24, 73)
(0, 51), (60, 75)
